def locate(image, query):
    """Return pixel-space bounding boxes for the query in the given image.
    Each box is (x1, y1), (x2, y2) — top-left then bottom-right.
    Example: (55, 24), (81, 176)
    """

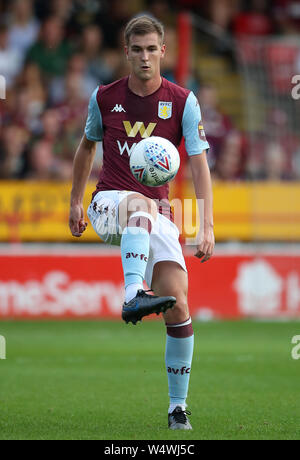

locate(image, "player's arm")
(69, 135), (97, 237)
(189, 152), (214, 262)
(182, 91), (215, 262)
(69, 87), (103, 237)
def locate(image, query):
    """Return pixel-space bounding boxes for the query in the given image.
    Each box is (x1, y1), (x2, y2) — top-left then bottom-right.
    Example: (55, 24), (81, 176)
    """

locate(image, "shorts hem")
(146, 257), (187, 289)
(150, 258), (187, 271)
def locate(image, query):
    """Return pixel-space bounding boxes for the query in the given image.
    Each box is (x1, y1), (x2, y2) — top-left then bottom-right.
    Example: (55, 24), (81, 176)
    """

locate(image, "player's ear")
(161, 44), (166, 58)
(124, 46), (129, 59)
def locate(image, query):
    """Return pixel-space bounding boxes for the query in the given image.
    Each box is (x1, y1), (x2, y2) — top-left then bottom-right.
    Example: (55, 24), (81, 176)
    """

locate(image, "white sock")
(168, 403), (186, 414)
(125, 283), (143, 303)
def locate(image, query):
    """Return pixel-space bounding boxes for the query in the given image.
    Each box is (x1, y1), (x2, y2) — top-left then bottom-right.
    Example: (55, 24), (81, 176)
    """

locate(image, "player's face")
(125, 33), (165, 81)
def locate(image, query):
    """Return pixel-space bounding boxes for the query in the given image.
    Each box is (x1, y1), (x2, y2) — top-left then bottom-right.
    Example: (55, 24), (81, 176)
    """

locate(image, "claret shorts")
(87, 190), (187, 288)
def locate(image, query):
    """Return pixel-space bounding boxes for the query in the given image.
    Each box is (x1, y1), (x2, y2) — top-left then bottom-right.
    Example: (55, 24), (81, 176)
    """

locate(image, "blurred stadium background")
(0, 0), (300, 320)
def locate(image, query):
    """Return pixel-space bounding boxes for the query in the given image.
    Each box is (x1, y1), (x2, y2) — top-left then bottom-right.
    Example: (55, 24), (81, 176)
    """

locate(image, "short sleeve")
(84, 87), (103, 142)
(182, 92), (209, 156)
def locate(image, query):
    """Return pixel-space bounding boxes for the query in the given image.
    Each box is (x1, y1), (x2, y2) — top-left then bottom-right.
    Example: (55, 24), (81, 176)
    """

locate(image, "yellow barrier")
(0, 181), (299, 242)
(0, 181), (96, 242)
(184, 181), (300, 241)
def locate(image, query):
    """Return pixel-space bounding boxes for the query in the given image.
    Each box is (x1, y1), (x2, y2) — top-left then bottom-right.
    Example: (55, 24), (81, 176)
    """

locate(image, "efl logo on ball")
(129, 136), (180, 187)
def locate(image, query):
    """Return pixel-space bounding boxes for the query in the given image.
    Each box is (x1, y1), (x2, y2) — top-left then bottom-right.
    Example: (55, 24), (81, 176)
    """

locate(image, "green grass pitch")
(0, 319), (299, 440)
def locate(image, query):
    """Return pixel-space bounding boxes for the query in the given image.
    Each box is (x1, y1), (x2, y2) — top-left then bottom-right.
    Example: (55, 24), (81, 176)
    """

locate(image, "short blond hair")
(124, 15), (164, 46)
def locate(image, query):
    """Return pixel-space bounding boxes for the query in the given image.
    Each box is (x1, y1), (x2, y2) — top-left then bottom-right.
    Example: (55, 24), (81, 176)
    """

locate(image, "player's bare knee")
(174, 299), (189, 316)
(119, 193), (157, 231)
(165, 297), (189, 323)
(128, 196), (157, 219)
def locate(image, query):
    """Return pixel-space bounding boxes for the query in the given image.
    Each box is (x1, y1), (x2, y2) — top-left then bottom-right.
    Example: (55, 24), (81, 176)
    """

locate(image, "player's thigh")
(151, 260), (189, 324)
(118, 192), (158, 229)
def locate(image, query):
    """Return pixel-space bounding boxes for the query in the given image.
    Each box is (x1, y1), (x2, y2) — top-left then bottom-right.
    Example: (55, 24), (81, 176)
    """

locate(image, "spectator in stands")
(39, 109), (62, 143)
(99, 0), (131, 48)
(212, 130), (246, 180)
(0, 124), (29, 179)
(49, 53), (97, 105)
(50, 0), (73, 24)
(26, 140), (61, 180)
(29, 108), (73, 180)
(79, 25), (116, 85)
(232, 0), (274, 64)
(26, 16), (74, 78)
(292, 146), (300, 179)
(0, 85), (17, 129)
(7, 0), (40, 56)
(207, 0), (238, 58)
(9, 88), (33, 130)
(210, 0), (238, 30)
(9, 79), (45, 135)
(159, 26), (198, 91)
(17, 62), (47, 133)
(145, 0), (175, 26)
(268, 108), (299, 171)
(0, 23), (23, 87)
(54, 71), (88, 135)
(233, 0), (273, 36)
(272, 0), (300, 34)
(198, 84), (233, 170)
(263, 142), (290, 180)
(64, 0), (104, 37)
(48, 71), (88, 179)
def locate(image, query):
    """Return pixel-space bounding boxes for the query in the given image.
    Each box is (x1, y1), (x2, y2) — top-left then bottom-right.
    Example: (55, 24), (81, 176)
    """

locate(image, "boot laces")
(172, 409), (191, 424)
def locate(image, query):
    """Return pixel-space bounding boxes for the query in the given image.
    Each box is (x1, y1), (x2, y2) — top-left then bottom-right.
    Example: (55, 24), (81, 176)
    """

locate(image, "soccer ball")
(129, 136), (180, 187)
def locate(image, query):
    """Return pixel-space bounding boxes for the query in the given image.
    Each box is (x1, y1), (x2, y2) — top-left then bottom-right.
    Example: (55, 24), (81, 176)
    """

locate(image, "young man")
(69, 15), (215, 430)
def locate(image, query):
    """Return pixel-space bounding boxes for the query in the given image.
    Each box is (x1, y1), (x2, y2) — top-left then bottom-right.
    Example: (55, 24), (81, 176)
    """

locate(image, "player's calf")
(120, 198), (157, 306)
(165, 316), (194, 419)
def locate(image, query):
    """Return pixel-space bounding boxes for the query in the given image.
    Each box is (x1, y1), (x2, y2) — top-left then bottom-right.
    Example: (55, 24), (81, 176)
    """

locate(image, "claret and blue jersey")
(84, 76), (209, 205)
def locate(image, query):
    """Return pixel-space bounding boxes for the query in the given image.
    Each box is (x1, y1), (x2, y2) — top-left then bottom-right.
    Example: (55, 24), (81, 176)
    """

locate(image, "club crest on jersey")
(158, 101), (172, 120)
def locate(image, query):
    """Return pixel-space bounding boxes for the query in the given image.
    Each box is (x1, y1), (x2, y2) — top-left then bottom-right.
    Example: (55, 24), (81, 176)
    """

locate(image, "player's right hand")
(194, 225), (215, 263)
(69, 204), (88, 237)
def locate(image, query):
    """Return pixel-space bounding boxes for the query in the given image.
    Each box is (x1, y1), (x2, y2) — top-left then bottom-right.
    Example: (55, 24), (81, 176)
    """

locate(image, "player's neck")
(128, 74), (162, 97)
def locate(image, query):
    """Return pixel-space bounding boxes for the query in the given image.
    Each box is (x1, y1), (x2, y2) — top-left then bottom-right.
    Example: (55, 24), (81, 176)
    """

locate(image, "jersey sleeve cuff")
(85, 130), (102, 142)
(187, 142), (210, 156)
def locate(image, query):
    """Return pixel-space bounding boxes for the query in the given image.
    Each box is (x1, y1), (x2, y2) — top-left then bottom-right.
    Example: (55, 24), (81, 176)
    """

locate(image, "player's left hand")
(194, 225), (215, 263)
(69, 204), (88, 237)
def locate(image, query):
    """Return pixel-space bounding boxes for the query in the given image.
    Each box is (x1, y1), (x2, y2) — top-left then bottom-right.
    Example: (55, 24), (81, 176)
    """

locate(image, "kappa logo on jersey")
(111, 104), (126, 112)
(123, 121), (156, 138)
(158, 101), (172, 120)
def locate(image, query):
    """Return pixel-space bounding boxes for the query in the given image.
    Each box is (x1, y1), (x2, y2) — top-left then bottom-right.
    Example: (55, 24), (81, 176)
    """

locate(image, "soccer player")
(69, 15), (215, 430)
